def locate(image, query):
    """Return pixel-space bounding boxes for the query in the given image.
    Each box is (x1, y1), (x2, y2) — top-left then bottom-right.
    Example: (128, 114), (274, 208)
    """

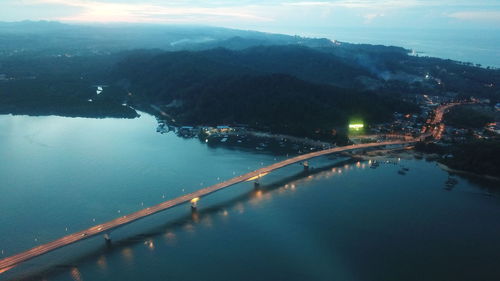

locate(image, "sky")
(1, 0), (500, 35)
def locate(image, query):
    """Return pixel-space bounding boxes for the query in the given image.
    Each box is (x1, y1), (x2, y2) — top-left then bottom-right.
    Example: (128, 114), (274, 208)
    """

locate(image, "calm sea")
(323, 27), (500, 68)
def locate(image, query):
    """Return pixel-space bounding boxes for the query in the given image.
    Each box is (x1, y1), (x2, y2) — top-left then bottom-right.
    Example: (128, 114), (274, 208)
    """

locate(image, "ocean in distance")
(320, 27), (500, 68)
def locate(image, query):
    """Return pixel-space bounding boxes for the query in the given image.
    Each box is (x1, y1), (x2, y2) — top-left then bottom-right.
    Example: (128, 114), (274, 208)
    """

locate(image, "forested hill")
(113, 47), (418, 140)
(160, 74), (416, 139)
(113, 43), (500, 104)
(113, 45), (373, 89)
(197, 46), (372, 87)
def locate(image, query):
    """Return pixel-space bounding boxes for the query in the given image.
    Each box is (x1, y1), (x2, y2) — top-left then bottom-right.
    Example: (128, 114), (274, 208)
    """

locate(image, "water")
(1, 114), (500, 281)
(321, 27), (500, 68)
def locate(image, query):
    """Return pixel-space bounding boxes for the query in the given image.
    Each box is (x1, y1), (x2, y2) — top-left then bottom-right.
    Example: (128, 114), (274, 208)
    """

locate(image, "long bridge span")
(0, 139), (415, 274)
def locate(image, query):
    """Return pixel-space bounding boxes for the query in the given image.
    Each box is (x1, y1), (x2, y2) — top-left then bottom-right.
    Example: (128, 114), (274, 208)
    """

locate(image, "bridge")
(0, 139), (415, 274)
(1, 101), (464, 274)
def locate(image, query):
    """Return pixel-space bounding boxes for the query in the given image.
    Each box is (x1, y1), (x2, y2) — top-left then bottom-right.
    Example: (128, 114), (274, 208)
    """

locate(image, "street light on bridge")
(191, 197), (200, 209)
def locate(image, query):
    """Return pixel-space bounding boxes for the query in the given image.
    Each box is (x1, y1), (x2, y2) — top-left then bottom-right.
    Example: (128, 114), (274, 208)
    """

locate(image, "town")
(155, 95), (499, 154)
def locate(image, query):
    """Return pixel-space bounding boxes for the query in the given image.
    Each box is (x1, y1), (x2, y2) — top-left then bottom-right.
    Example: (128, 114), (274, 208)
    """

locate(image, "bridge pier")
(302, 161), (309, 171)
(103, 233), (111, 243)
(254, 180), (260, 188)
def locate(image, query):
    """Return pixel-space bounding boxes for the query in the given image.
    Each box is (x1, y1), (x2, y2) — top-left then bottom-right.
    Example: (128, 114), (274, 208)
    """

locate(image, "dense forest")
(444, 105), (495, 129)
(112, 47), (418, 141)
(441, 141), (500, 177)
(0, 78), (137, 118)
(415, 141), (500, 177)
(165, 74), (416, 139)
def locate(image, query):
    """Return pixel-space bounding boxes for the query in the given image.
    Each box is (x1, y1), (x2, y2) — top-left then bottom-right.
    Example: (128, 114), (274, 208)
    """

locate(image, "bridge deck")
(0, 140), (413, 273)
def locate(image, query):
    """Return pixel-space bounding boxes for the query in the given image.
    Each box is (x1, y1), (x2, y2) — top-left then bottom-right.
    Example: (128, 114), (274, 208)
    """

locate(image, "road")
(429, 102), (460, 140)
(0, 139), (414, 274)
(431, 103), (458, 125)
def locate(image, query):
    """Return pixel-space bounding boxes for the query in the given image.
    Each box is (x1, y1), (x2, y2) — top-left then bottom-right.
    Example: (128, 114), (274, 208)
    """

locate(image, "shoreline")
(242, 130), (333, 149)
(436, 162), (500, 182)
(352, 147), (500, 182)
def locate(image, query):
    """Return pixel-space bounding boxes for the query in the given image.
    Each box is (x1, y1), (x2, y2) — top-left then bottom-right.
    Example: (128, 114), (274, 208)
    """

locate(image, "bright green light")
(349, 123), (364, 129)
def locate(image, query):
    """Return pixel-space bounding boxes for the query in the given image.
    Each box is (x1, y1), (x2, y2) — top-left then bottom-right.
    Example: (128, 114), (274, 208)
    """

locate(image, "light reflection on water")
(3, 158), (401, 280)
(164, 231), (176, 240)
(120, 248), (134, 264)
(10, 157), (500, 281)
(105, 158), (367, 264)
(201, 214), (213, 228)
(70, 267), (83, 281)
(145, 240), (154, 251)
(96, 255), (107, 270)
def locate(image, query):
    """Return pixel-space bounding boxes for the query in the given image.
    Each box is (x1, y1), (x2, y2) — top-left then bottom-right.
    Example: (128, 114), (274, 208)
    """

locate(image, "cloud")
(363, 13), (384, 23)
(282, 0), (500, 9)
(8, 0), (500, 30)
(448, 11), (500, 22)
(283, 0), (421, 9)
(29, 0), (274, 23)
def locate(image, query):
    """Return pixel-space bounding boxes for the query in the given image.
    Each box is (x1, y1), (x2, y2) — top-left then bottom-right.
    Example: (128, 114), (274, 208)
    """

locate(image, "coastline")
(352, 148), (500, 182)
(243, 130), (333, 149)
(437, 162), (500, 182)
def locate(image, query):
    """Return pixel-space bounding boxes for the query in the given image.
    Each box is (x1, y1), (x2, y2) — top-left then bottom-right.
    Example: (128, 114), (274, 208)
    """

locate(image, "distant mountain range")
(0, 21), (335, 54)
